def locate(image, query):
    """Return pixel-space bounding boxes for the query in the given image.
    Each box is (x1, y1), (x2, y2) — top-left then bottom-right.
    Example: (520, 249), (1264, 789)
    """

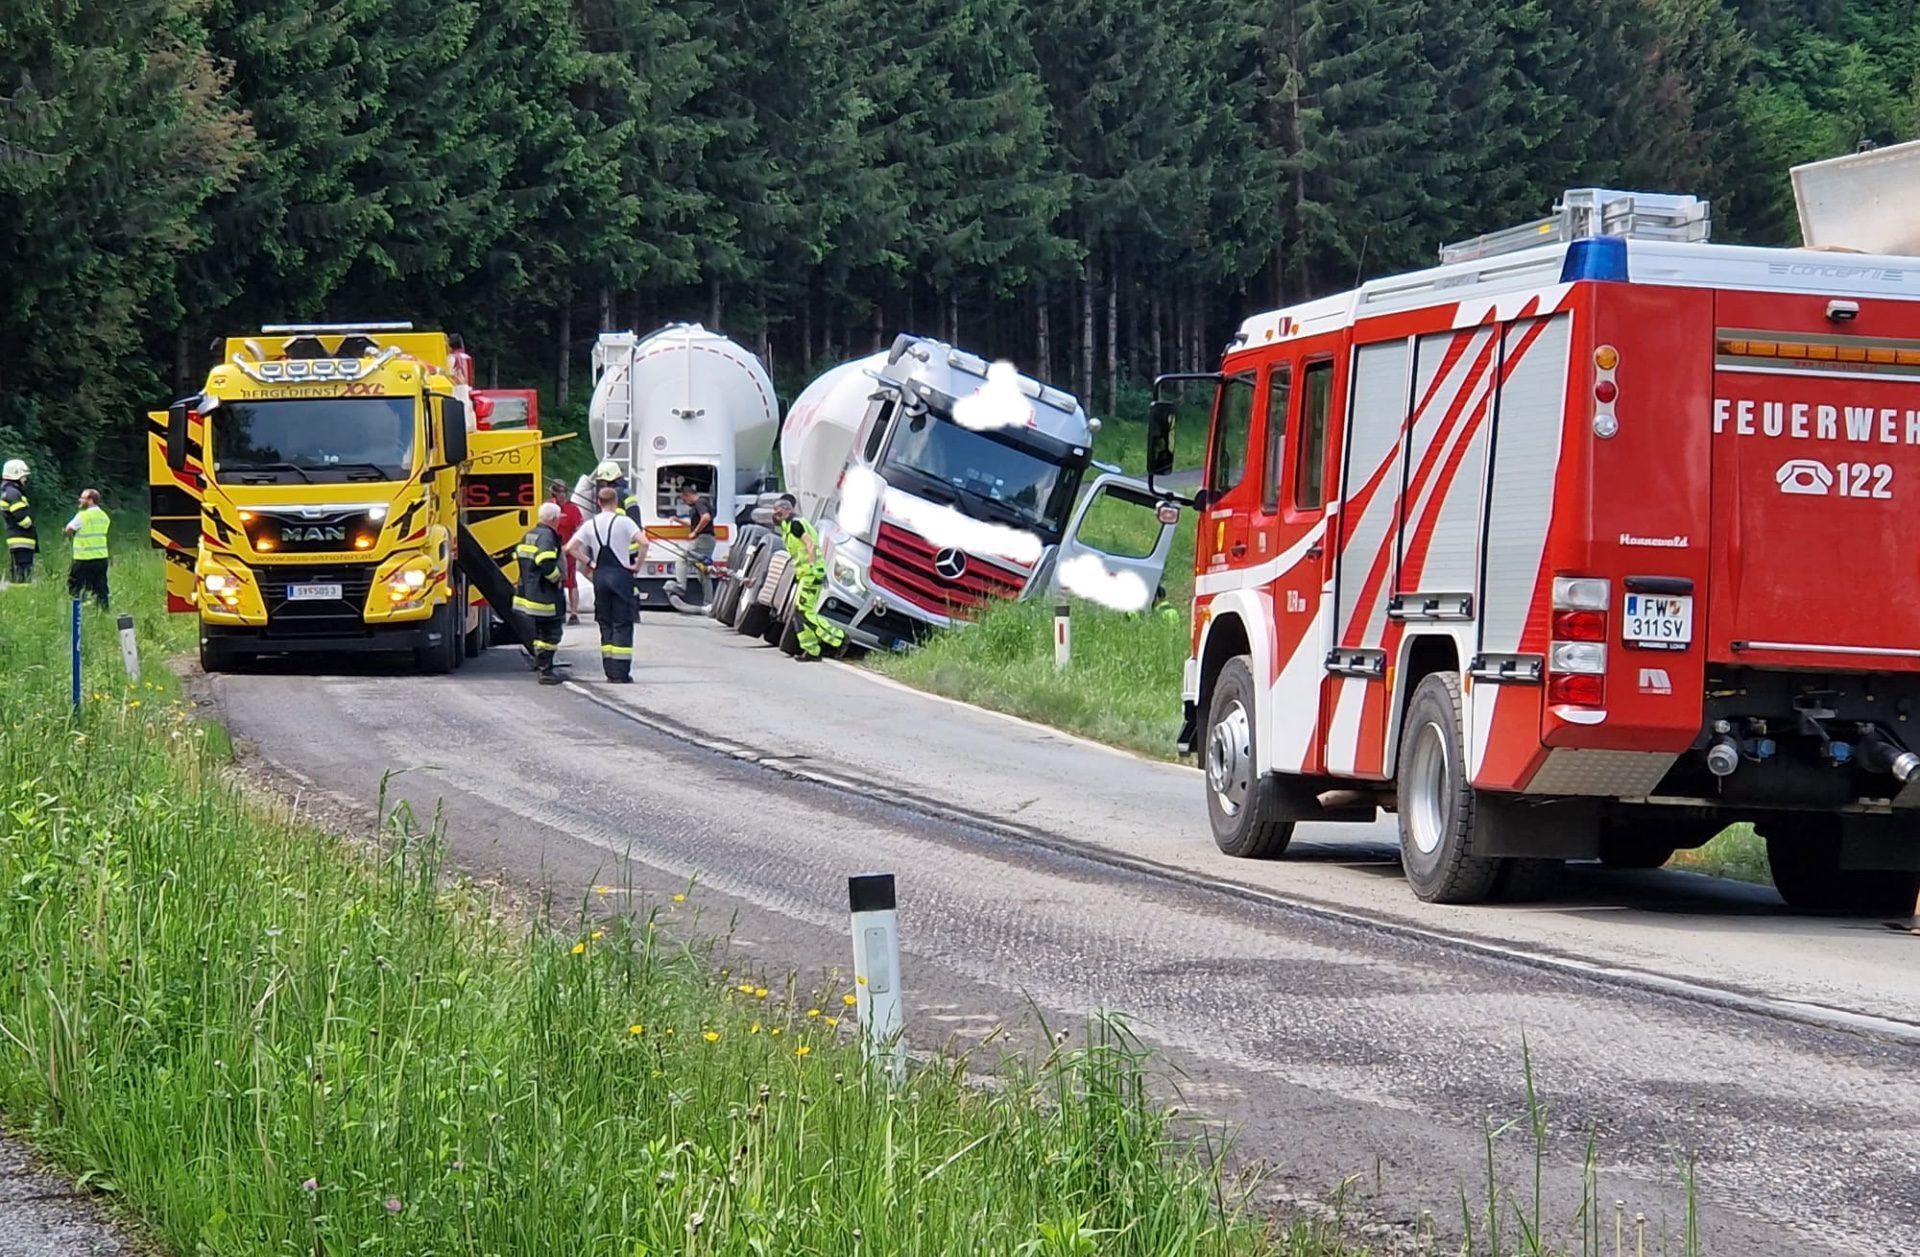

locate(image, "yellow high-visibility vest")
(71, 506), (109, 561)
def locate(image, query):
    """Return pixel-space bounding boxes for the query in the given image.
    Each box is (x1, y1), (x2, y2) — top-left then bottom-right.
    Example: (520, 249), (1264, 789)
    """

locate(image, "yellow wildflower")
(703, 1031), (720, 1044)
(750, 1023), (762, 1034)
(794, 1045), (811, 1057)
(856, 975), (868, 986)
(589, 930), (604, 941)
(570, 942), (586, 955)
(628, 1024), (645, 1036)
(842, 994), (857, 1007)
(770, 1027), (782, 1037)
(672, 893), (686, 903)
(806, 1009), (821, 1018)
(825, 1017), (839, 1028)
(737, 983), (756, 995)
(753, 987), (768, 999)
(127, 699), (141, 710)
(592, 885), (615, 895)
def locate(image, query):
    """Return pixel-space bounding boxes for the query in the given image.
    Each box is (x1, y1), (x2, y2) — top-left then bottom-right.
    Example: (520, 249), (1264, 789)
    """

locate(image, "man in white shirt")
(566, 486), (646, 682)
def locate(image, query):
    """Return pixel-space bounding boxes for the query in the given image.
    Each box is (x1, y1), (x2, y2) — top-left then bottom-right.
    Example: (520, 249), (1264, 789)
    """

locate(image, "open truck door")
(146, 403), (205, 614)
(1051, 473), (1179, 611)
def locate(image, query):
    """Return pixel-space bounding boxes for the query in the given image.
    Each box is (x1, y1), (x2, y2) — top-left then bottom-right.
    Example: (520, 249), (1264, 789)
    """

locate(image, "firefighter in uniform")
(1, 459), (33, 583)
(773, 493), (845, 660)
(568, 486), (645, 682)
(63, 488), (110, 609)
(514, 501), (567, 685)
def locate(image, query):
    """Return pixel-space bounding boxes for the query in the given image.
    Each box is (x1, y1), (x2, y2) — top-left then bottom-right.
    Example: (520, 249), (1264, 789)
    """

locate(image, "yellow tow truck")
(147, 323), (544, 673)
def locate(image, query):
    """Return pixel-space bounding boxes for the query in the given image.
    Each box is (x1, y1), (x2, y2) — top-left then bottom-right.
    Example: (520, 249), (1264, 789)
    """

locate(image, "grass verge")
(0, 549), (1332, 1255)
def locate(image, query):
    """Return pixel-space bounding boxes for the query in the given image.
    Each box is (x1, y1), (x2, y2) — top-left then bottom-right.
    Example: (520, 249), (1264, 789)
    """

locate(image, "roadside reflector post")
(848, 873), (905, 1085)
(69, 599), (81, 710)
(1054, 601), (1070, 670)
(117, 613), (140, 685)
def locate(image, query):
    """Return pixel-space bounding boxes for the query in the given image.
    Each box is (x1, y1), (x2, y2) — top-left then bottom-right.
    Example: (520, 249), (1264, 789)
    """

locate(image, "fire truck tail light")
(1594, 380), (1618, 404)
(1548, 673), (1605, 707)
(1594, 345), (1619, 370)
(1551, 609), (1605, 642)
(1549, 641), (1606, 675)
(1551, 577), (1609, 611)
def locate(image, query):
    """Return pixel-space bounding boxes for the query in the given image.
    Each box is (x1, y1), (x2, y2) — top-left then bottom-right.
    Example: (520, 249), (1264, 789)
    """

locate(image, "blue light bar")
(1560, 236), (1629, 283)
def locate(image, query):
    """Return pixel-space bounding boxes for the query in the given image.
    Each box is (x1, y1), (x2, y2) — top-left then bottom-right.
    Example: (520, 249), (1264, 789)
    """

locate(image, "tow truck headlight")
(830, 552), (867, 595)
(199, 568), (245, 610)
(385, 558), (435, 608)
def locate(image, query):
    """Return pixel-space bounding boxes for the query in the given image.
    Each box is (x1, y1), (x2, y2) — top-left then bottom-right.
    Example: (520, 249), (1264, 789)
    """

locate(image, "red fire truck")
(1150, 186), (1920, 913)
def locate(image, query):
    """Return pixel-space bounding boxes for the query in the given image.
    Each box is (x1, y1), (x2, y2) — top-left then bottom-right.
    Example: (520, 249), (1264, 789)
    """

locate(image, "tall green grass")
(0, 549), (1330, 1256)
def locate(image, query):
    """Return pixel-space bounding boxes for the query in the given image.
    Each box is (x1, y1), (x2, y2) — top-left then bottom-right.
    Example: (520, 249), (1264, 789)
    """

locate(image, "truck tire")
(777, 605), (804, 656)
(199, 636), (238, 674)
(1203, 658), (1294, 859)
(734, 545), (774, 637)
(711, 573), (741, 623)
(466, 597), (492, 657)
(1764, 819), (1920, 915)
(1395, 671), (1502, 904)
(415, 599), (459, 675)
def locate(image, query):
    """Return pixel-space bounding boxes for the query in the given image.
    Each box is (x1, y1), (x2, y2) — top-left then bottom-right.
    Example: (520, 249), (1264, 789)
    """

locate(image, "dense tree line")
(2, 0), (1916, 484)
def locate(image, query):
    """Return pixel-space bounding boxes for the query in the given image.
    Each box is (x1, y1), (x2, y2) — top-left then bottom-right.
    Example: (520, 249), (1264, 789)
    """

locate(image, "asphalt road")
(208, 617), (1920, 1256)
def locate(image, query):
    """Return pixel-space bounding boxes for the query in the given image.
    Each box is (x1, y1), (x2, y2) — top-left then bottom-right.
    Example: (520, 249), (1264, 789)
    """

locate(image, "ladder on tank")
(591, 333), (639, 469)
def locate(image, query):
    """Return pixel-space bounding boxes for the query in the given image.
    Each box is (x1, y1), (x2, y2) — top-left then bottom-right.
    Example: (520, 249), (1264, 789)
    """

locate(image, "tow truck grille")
(257, 565), (376, 634)
(869, 523), (1028, 617)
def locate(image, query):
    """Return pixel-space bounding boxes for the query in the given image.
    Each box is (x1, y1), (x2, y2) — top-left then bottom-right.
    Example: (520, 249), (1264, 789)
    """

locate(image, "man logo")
(283, 525), (347, 543)
(933, 548), (968, 581)
(1638, 668), (1673, 696)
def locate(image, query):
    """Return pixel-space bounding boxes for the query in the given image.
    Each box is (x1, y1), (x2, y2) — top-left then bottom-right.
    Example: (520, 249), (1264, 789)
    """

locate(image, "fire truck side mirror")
(1147, 400), (1176, 478)
(439, 400), (469, 467)
(165, 402), (189, 472)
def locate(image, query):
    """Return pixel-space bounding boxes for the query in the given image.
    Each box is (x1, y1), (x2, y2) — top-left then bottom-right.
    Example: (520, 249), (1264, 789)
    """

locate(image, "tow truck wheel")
(1203, 658), (1294, 859)
(465, 597), (491, 657)
(1764, 820), (1920, 916)
(777, 606), (805, 657)
(1395, 671), (1502, 904)
(415, 599), (459, 675)
(199, 636), (234, 675)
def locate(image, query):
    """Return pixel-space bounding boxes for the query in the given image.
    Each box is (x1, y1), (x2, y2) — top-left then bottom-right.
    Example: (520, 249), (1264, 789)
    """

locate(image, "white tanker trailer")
(577, 324), (779, 610)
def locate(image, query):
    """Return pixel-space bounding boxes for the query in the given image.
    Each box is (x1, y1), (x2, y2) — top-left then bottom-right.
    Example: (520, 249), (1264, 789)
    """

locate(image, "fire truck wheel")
(1396, 672), (1502, 904)
(1764, 821), (1920, 916)
(199, 636), (238, 674)
(1203, 658), (1294, 859)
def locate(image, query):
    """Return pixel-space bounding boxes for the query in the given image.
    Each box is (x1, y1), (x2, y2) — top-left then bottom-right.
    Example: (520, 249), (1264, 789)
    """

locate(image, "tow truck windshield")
(212, 398), (416, 483)
(881, 408), (1077, 535)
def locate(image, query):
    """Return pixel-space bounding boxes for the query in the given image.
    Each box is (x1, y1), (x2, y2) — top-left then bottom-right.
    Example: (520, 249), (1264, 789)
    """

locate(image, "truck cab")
(148, 323), (541, 673)
(775, 335), (1179, 653)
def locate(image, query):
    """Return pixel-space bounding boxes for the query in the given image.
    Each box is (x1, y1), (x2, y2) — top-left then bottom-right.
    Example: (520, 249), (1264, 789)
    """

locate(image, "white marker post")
(848, 873), (904, 1085)
(117, 613), (141, 685)
(1054, 601), (1071, 669)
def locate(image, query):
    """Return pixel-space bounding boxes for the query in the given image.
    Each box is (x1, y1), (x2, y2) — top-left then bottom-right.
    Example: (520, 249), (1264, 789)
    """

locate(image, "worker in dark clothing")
(1, 459), (34, 583)
(773, 493), (844, 660)
(669, 483), (717, 603)
(568, 486), (645, 683)
(63, 488), (110, 609)
(513, 501), (567, 685)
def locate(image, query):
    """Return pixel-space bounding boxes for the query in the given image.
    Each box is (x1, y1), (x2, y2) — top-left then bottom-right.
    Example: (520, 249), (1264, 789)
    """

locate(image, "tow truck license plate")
(287, 584), (343, 601)
(1624, 594), (1691, 648)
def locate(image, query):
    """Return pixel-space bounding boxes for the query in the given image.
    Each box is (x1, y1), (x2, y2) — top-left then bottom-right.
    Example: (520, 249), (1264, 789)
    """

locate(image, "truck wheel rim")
(1406, 720), (1450, 857)
(1207, 700), (1252, 818)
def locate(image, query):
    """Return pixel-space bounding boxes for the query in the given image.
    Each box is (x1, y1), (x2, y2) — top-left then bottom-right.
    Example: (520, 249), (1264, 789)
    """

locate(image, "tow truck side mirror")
(1147, 400), (1176, 478)
(440, 400), (469, 467)
(166, 401), (189, 473)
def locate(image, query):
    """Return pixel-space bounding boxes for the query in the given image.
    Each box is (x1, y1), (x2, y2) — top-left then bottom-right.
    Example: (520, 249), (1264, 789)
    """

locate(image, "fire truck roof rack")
(1438, 188), (1711, 265)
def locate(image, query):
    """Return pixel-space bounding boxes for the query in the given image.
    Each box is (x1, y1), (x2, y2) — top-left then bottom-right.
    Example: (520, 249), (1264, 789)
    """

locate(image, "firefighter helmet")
(593, 459), (622, 482)
(2, 459), (26, 481)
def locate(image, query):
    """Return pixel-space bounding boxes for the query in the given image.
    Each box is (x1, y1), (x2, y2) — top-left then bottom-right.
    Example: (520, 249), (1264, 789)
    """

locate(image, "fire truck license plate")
(1624, 594), (1691, 647)
(287, 584), (342, 601)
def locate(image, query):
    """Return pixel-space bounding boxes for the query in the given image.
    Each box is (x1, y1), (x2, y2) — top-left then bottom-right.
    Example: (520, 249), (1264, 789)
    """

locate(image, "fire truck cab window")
(861, 399), (895, 464)
(1261, 365), (1292, 513)
(1294, 361), (1333, 510)
(1206, 373), (1256, 498)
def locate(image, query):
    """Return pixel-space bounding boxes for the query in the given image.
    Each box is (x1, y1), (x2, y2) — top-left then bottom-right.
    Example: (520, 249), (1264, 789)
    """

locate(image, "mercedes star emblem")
(933, 548), (968, 581)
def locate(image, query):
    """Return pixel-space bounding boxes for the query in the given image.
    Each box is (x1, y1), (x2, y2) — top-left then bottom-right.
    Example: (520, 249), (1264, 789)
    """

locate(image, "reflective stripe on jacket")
(514, 523), (563, 615)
